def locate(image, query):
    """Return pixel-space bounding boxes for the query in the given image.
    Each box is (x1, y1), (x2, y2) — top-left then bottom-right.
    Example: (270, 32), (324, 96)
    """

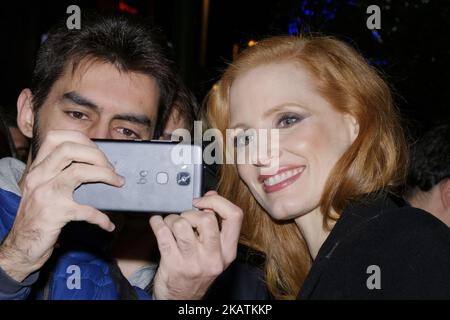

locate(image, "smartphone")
(73, 140), (203, 214)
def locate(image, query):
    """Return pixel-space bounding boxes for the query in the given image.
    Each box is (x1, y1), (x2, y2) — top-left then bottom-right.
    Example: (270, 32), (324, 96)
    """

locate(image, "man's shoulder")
(0, 157), (25, 196)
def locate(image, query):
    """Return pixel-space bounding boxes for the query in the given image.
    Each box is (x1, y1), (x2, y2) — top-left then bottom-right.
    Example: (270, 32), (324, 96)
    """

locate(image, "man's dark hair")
(30, 13), (180, 138)
(407, 124), (450, 192)
(170, 81), (198, 133)
(0, 107), (14, 159)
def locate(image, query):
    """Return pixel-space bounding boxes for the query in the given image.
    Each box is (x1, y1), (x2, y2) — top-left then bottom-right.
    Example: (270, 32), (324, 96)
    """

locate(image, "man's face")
(31, 59), (160, 152)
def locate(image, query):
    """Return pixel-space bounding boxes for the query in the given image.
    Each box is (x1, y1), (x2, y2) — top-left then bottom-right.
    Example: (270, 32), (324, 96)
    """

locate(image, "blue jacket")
(0, 158), (152, 300)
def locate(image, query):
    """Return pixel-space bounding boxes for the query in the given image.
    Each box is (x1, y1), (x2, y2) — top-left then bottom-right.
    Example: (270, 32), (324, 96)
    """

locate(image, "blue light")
(288, 21), (299, 35)
(373, 58), (388, 66)
(371, 30), (383, 44)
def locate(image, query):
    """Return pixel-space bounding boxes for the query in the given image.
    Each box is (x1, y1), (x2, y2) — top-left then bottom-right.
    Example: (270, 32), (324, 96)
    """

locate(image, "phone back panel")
(73, 140), (203, 213)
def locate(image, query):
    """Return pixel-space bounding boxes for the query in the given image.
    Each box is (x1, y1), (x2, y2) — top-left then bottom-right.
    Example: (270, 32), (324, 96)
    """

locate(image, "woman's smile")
(259, 165), (306, 193)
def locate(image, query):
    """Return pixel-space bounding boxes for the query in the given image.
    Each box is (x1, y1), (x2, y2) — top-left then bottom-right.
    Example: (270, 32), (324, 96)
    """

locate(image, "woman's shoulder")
(337, 192), (450, 261)
(343, 192), (449, 239)
(319, 195), (450, 298)
(375, 203), (449, 242)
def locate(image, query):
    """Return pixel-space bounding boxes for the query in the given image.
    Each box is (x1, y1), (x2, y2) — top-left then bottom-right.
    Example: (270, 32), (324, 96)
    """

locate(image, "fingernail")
(192, 198), (201, 205)
(109, 223), (116, 232)
(118, 175), (126, 184)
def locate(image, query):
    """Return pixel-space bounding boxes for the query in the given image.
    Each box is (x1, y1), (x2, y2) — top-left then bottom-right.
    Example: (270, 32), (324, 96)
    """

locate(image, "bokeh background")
(1, 0), (449, 138)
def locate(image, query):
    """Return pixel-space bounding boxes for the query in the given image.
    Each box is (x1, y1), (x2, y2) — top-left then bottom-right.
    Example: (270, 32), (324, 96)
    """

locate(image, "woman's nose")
(253, 152), (273, 167)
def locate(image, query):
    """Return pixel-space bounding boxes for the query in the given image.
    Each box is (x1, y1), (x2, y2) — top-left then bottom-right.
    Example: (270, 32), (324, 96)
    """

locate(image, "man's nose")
(88, 125), (112, 140)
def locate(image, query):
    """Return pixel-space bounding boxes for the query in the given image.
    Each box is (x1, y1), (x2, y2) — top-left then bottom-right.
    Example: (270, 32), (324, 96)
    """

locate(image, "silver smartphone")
(73, 140), (203, 214)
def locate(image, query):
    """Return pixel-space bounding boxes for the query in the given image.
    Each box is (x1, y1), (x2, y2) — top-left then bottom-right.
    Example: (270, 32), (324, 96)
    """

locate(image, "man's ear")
(17, 89), (35, 138)
(344, 114), (359, 144)
(439, 178), (450, 210)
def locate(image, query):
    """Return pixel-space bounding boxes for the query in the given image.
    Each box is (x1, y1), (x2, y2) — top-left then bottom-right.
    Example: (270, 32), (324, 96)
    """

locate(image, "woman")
(205, 35), (450, 299)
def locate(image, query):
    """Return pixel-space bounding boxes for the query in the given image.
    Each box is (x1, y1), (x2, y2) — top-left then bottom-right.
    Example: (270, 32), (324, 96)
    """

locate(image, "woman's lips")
(259, 166), (305, 193)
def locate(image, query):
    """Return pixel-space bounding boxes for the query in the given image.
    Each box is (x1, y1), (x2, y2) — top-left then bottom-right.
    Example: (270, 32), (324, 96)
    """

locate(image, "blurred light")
(288, 21), (299, 35)
(248, 40), (257, 47)
(40, 33), (48, 44)
(119, 0), (138, 14)
(372, 30), (383, 43)
(232, 44), (239, 60)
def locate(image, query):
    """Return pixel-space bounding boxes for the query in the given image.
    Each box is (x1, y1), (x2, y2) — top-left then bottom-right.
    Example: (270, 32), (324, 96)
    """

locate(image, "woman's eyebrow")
(229, 122), (248, 130)
(262, 102), (305, 118)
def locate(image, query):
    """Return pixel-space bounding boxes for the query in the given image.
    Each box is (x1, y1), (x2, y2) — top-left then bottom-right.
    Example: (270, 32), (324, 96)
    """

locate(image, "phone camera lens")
(177, 172), (191, 186)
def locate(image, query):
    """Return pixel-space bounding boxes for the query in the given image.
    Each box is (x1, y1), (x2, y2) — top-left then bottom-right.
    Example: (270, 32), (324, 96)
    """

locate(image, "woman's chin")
(264, 201), (309, 221)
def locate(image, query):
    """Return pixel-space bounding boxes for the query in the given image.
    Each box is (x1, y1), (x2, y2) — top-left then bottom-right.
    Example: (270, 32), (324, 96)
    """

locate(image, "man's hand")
(150, 191), (243, 300)
(0, 130), (123, 282)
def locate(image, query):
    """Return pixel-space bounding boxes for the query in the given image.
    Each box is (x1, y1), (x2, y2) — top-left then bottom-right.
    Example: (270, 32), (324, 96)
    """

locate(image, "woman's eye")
(277, 114), (302, 128)
(66, 111), (88, 120)
(234, 133), (254, 148)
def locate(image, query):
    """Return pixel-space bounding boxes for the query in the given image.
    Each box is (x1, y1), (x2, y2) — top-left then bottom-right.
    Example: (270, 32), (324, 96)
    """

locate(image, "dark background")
(0, 0), (449, 138)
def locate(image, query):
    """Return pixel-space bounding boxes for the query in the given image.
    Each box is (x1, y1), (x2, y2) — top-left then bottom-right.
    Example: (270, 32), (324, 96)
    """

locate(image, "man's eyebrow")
(62, 91), (100, 111)
(62, 91), (152, 128)
(112, 114), (152, 128)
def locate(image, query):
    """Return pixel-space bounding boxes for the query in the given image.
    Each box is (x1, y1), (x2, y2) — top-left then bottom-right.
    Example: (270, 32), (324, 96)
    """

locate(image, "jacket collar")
(0, 157), (25, 196)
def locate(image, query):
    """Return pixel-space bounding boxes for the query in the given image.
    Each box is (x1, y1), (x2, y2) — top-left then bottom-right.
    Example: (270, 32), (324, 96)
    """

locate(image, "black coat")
(298, 193), (450, 299)
(205, 244), (269, 300)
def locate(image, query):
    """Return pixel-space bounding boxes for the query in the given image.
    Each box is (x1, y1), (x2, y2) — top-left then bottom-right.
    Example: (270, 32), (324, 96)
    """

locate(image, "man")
(405, 124), (450, 227)
(0, 13), (242, 300)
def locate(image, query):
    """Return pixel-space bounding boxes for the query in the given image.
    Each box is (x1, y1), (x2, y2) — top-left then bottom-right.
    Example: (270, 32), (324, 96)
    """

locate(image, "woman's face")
(229, 62), (358, 220)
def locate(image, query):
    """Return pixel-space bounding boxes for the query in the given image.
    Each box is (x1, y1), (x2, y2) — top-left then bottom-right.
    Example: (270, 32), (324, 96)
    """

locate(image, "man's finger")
(54, 163), (124, 195)
(180, 211), (221, 251)
(33, 143), (114, 185)
(149, 215), (178, 258)
(66, 203), (115, 232)
(163, 214), (199, 256)
(192, 195), (243, 262)
(32, 130), (98, 166)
